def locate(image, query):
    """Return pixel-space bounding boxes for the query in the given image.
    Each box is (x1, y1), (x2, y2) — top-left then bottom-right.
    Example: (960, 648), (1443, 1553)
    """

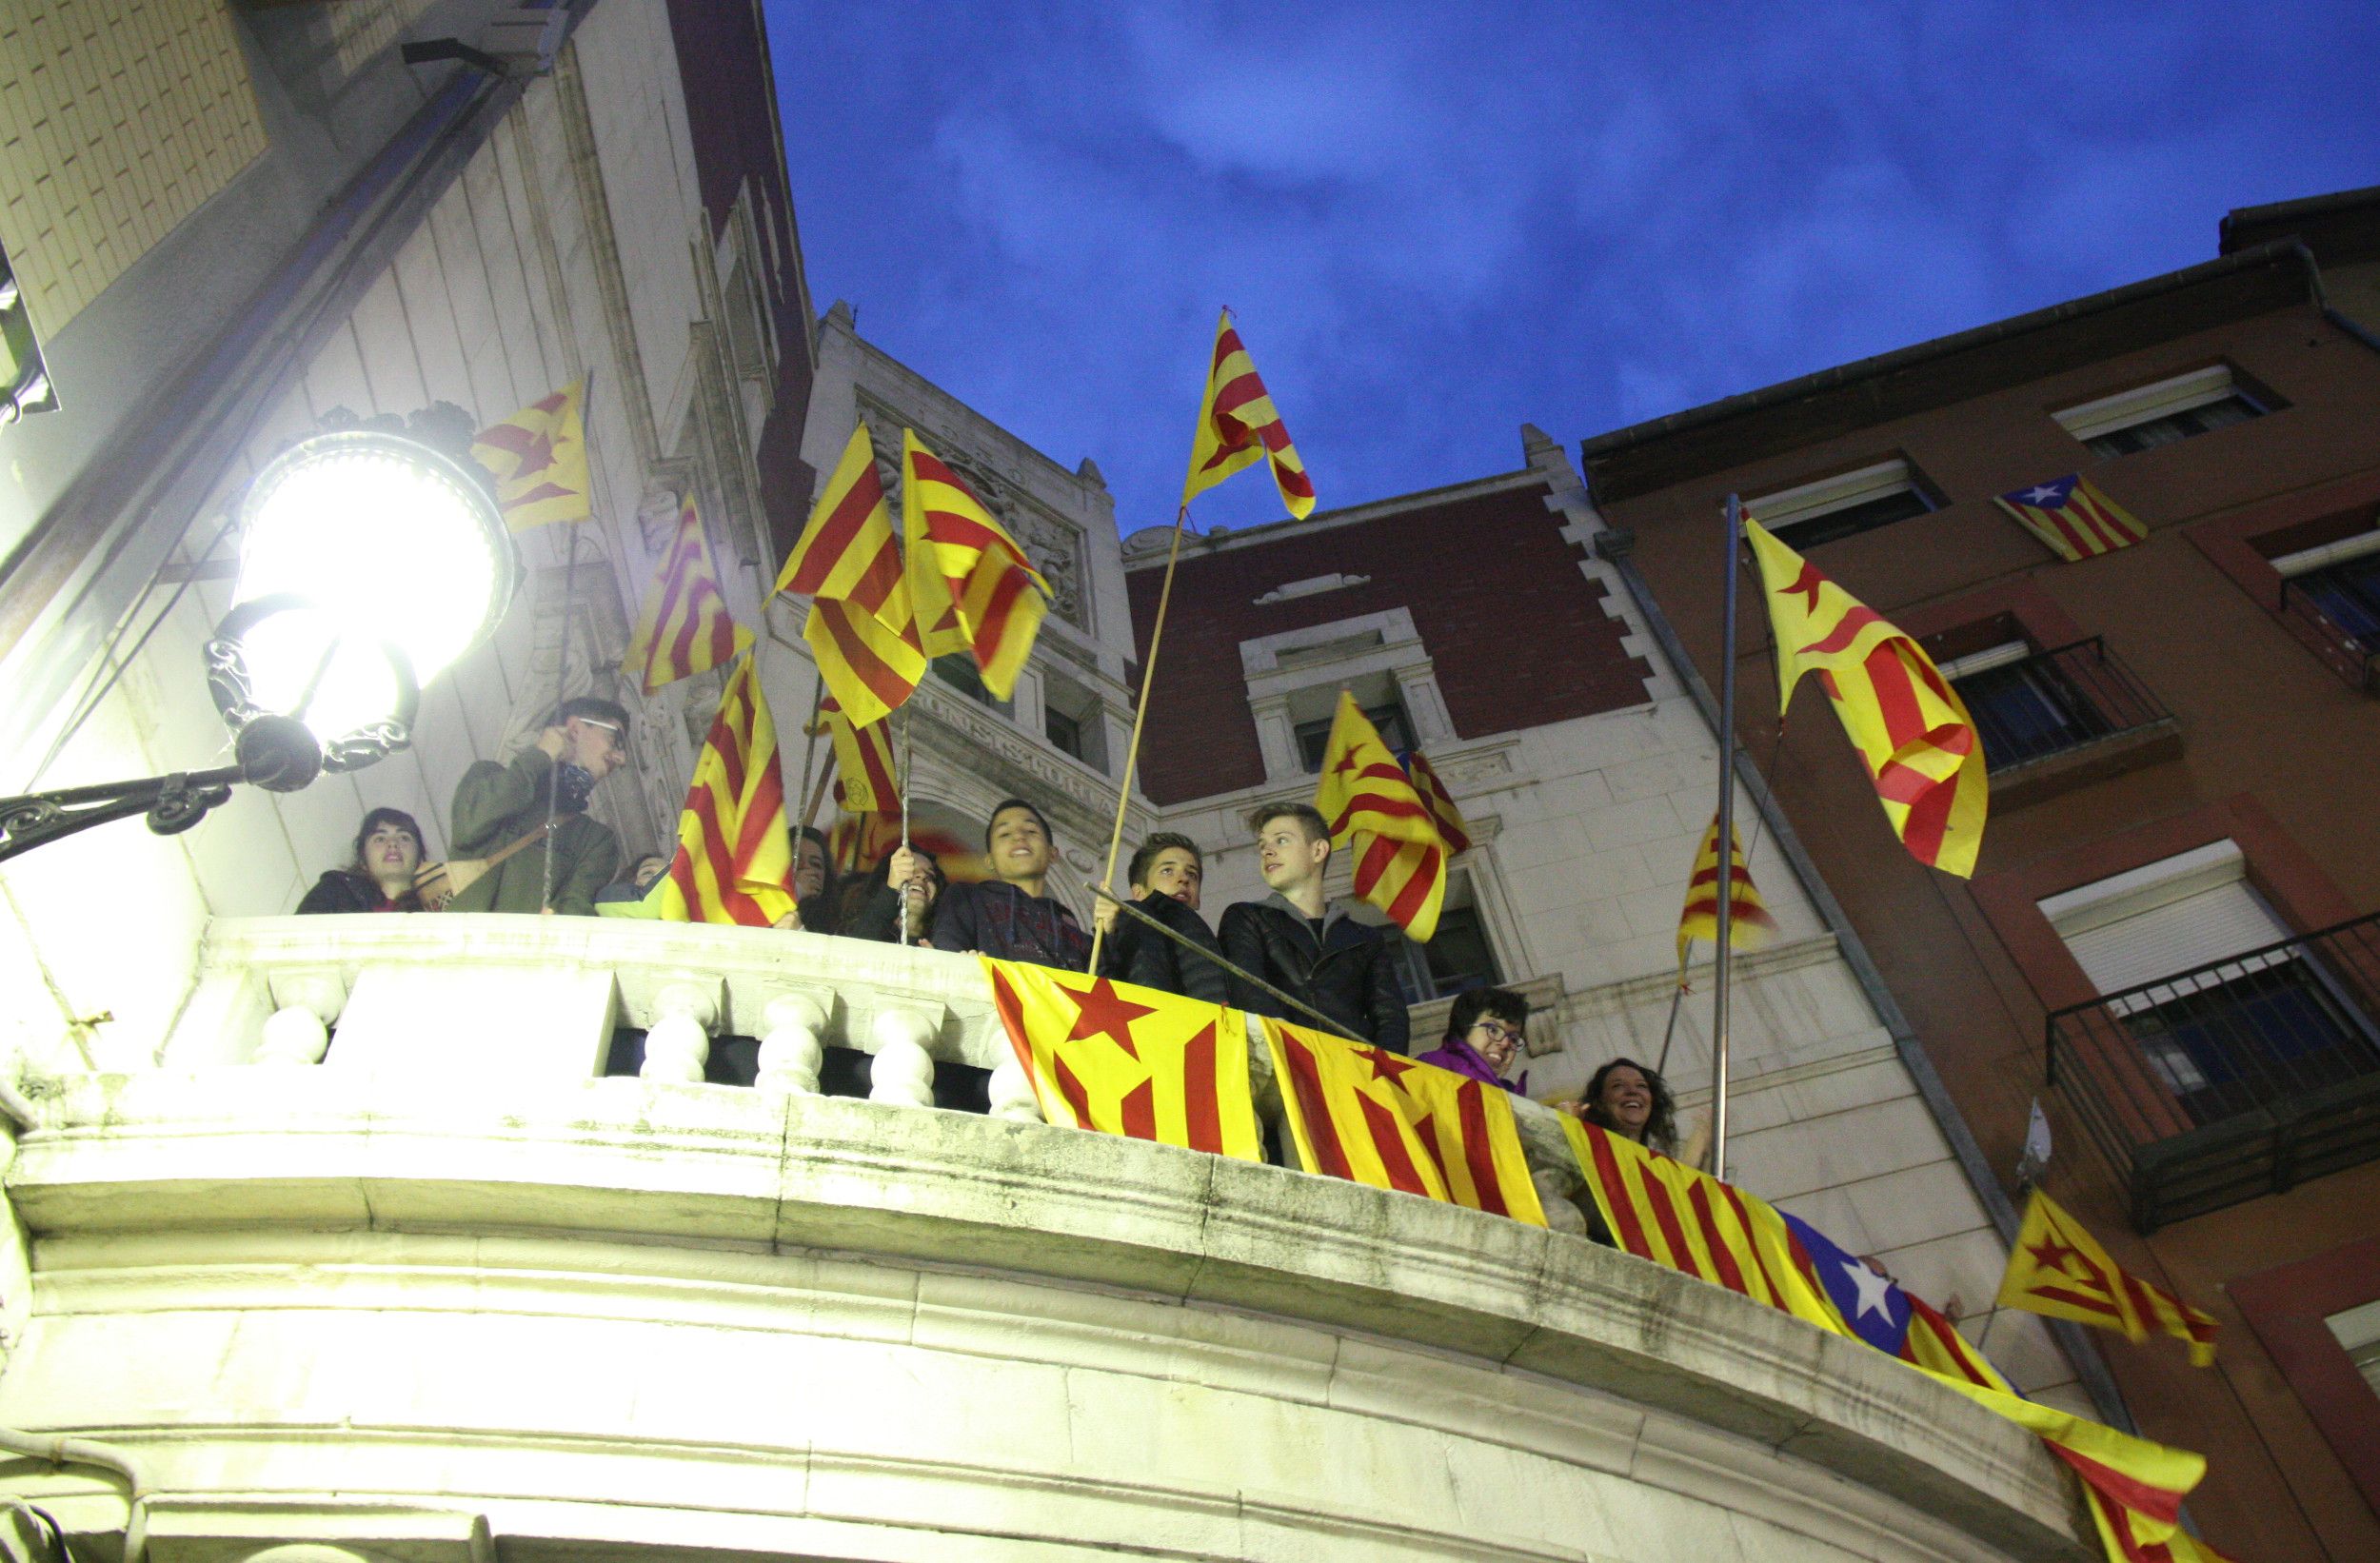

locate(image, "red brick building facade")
(1595, 189), (2380, 1562)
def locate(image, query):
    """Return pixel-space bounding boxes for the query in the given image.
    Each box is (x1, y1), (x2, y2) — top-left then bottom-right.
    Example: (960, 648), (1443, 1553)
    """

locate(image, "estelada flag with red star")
(983, 959), (1264, 1162)
(1996, 1189), (2218, 1366)
(1261, 1017), (1545, 1225)
(1745, 515), (1988, 876)
(471, 379), (592, 530)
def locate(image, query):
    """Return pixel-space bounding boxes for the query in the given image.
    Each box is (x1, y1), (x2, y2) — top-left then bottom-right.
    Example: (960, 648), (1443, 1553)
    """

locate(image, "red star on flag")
(2026, 1236), (2078, 1276)
(1780, 561), (1826, 615)
(1361, 1046), (1416, 1088)
(1061, 977), (1159, 1059)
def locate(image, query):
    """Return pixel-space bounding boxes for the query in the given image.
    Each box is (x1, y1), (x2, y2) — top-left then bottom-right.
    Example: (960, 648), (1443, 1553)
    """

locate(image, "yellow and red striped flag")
(656, 656), (795, 926)
(817, 696), (898, 816)
(1996, 1189), (2219, 1366)
(1264, 1018), (1545, 1223)
(1994, 474), (2147, 562)
(1315, 692), (1449, 940)
(776, 425), (925, 727)
(1746, 516), (1988, 877)
(1400, 747), (1472, 853)
(902, 429), (1050, 700)
(985, 959), (1264, 1161)
(623, 498), (750, 693)
(1182, 310), (1315, 519)
(471, 379), (592, 530)
(1676, 813), (1779, 972)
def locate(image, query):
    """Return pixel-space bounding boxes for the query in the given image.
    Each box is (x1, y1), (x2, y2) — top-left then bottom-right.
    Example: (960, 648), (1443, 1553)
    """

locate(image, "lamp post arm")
(0, 765), (244, 864)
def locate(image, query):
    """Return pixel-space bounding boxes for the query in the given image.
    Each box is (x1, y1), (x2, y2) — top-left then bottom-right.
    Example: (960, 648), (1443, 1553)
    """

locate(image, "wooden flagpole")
(1087, 501), (1190, 975)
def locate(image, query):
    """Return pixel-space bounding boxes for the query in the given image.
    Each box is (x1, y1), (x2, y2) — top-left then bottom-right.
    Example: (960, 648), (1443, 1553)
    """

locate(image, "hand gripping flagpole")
(1710, 492), (1743, 1178)
(899, 699), (916, 943)
(1087, 501), (1190, 976)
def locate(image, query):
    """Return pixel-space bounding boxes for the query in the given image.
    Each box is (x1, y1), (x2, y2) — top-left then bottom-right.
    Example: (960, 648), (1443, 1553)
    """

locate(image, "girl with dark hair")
(296, 807), (429, 914)
(1577, 1056), (1679, 1157)
(843, 845), (946, 944)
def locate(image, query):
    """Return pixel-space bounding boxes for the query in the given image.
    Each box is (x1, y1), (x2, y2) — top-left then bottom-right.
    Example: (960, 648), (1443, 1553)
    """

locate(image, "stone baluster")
(640, 980), (719, 1083)
(987, 1050), (1042, 1123)
(255, 971), (346, 1066)
(867, 1005), (941, 1108)
(756, 991), (830, 1096)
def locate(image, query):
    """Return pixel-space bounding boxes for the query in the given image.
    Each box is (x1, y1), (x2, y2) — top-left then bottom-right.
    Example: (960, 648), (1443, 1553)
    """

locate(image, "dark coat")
(446, 746), (620, 917)
(844, 878), (933, 943)
(1098, 892), (1229, 1006)
(295, 870), (416, 915)
(1217, 893), (1410, 1052)
(929, 880), (1091, 970)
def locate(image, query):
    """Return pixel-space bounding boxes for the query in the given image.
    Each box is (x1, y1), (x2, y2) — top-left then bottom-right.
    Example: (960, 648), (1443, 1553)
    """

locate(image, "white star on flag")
(1842, 1256), (1897, 1321)
(2023, 485), (2064, 505)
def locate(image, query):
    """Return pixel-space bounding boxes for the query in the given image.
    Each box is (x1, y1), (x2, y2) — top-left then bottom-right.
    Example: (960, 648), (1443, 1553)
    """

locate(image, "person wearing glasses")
(446, 697), (630, 917)
(1415, 988), (1532, 1094)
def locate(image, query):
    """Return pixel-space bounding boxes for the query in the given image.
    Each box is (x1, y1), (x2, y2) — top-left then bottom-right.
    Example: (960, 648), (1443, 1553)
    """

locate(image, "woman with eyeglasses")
(1416, 987), (1532, 1094)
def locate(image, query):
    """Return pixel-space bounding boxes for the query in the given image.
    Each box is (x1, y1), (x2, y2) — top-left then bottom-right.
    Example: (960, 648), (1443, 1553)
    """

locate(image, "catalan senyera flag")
(1675, 813), (1779, 973)
(902, 429), (1050, 700)
(1181, 310), (1315, 519)
(1997, 1189), (2219, 1367)
(1994, 474), (2148, 562)
(1561, 1119), (2233, 1563)
(984, 960), (1264, 1161)
(657, 656), (795, 926)
(818, 697), (898, 816)
(471, 380), (592, 530)
(1264, 1018), (1545, 1224)
(623, 499), (751, 693)
(1745, 515), (1987, 877)
(1400, 747), (1473, 854)
(1314, 693), (1449, 940)
(777, 425), (925, 727)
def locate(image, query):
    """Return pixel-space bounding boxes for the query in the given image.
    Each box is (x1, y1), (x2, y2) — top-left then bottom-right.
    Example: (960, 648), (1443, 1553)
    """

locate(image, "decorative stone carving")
(637, 485), (684, 554)
(640, 980), (719, 1083)
(756, 991), (829, 1097)
(868, 1006), (941, 1108)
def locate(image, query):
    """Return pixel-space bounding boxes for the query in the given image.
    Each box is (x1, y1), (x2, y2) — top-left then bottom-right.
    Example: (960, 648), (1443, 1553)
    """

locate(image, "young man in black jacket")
(929, 798), (1091, 970)
(1095, 832), (1228, 1005)
(1217, 802), (1410, 1052)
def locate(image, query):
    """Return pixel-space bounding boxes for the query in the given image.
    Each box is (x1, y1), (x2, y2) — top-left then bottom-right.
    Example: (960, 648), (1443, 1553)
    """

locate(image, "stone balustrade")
(157, 915), (1593, 1229)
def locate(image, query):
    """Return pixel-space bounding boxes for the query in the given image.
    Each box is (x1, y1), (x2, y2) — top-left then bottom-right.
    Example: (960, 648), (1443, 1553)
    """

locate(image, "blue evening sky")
(766, 4), (2380, 537)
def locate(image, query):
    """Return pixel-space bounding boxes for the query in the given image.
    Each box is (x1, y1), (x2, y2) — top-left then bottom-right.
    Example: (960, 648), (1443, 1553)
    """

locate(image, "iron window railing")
(2279, 558), (2380, 692)
(2045, 909), (2380, 1232)
(1952, 638), (2170, 774)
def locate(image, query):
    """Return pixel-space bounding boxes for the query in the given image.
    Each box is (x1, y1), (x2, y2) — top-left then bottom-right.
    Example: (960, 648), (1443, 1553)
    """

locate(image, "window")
(1750, 458), (1938, 547)
(2275, 531), (2380, 651)
(1296, 699), (1413, 773)
(1386, 877), (1502, 1002)
(2328, 1300), (2380, 1401)
(2054, 366), (2270, 459)
(933, 654), (1004, 711)
(1041, 670), (1108, 773)
(1941, 640), (2113, 770)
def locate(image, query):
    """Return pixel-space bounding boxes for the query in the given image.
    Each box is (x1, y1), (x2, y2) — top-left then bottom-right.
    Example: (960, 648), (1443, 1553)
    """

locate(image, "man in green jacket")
(446, 696), (631, 917)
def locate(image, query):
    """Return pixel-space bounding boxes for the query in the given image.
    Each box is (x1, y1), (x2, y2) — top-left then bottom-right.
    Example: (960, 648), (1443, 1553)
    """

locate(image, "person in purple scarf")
(1416, 988), (1530, 1094)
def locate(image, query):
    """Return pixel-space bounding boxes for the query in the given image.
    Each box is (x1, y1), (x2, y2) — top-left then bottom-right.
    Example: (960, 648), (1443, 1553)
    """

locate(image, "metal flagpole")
(898, 700), (916, 943)
(540, 521), (582, 915)
(1710, 492), (1743, 1178)
(792, 671), (825, 839)
(1088, 502), (1191, 975)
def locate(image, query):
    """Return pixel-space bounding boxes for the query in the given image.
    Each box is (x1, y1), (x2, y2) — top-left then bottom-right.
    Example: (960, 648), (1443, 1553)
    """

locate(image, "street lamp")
(0, 430), (518, 862)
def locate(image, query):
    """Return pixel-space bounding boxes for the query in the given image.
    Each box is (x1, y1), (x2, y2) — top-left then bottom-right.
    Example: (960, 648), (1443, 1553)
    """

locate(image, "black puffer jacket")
(1099, 892), (1229, 1006)
(1217, 893), (1410, 1052)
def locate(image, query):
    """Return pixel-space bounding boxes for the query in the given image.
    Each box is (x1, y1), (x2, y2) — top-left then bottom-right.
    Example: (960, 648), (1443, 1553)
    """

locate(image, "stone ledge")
(3, 1072), (2091, 1562)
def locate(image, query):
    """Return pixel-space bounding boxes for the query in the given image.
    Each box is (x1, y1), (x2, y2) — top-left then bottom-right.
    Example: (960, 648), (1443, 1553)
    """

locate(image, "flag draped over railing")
(471, 380), (592, 530)
(1994, 474), (2147, 561)
(624, 498), (750, 693)
(1264, 1017), (1544, 1223)
(1745, 516), (1988, 876)
(902, 429), (1049, 700)
(777, 425), (924, 726)
(1675, 813), (1777, 973)
(984, 960), (1263, 1161)
(1997, 1189), (2219, 1366)
(1181, 309), (1315, 519)
(657, 656), (795, 926)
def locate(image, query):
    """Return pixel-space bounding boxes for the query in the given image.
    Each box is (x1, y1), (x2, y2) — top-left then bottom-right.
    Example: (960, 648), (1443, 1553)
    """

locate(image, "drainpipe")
(1594, 527), (2138, 1434)
(0, 1429), (146, 1563)
(2290, 241), (2380, 358)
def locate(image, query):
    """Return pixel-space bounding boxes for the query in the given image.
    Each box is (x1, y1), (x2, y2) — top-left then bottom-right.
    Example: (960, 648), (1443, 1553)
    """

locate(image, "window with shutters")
(1749, 457), (1941, 548)
(2040, 840), (2380, 1228)
(2053, 365), (2273, 459)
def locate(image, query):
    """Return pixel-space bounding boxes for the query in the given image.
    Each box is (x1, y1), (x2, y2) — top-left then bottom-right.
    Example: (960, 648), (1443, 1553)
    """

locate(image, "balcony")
(0, 918), (2091, 1563)
(2046, 910), (2380, 1231)
(1953, 638), (2177, 804)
